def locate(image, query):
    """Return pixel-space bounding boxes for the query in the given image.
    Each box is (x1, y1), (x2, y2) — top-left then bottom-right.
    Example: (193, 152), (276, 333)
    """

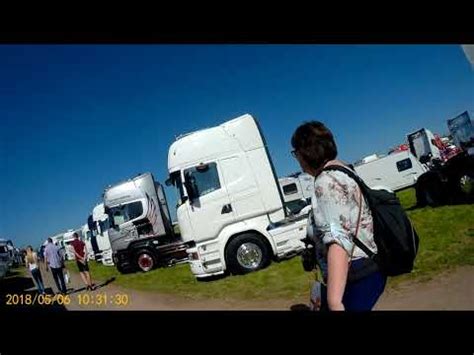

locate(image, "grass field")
(68, 188), (474, 301)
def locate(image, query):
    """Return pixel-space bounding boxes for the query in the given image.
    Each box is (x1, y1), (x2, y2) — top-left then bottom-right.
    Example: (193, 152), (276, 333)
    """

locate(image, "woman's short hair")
(291, 121), (338, 169)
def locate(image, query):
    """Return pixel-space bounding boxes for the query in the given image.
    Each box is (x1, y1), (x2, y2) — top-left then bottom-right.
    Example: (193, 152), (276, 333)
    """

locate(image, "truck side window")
(185, 162), (221, 199)
(127, 202), (143, 220)
(283, 183), (298, 195)
(110, 201), (143, 226)
(396, 158), (413, 172)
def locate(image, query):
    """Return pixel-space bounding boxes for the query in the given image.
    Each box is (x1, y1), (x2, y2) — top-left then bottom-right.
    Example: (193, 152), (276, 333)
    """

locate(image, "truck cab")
(167, 114), (307, 279)
(407, 128), (442, 166)
(278, 172), (314, 216)
(81, 224), (96, 261)
(104, 173), (185, 273)
(62, 230), (76, 261)
(91, 203), (114, 266)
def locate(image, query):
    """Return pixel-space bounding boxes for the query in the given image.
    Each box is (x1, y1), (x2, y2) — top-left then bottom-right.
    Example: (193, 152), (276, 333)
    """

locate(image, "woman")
(25, 246), (46, 295)
(291, 121), (386, 311)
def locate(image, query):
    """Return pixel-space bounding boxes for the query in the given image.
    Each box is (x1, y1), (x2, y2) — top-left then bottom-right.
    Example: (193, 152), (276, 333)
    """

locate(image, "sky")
(1, 44), (473, 248)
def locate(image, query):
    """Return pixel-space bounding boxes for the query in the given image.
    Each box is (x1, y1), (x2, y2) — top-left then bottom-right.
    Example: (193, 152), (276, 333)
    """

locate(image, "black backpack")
(323, 165), (419, 277)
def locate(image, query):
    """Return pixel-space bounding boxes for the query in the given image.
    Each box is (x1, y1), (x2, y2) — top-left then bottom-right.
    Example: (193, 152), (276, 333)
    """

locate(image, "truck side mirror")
(184, 178), (197, 203)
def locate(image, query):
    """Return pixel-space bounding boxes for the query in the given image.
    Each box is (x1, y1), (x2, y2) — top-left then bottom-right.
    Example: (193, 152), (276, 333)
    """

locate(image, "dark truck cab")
(412, 111), (474, 206)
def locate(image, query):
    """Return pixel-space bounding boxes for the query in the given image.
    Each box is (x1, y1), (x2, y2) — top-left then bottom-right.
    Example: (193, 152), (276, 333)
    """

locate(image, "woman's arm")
(327, 243), (349, 310)
(313, 172), (361, 311)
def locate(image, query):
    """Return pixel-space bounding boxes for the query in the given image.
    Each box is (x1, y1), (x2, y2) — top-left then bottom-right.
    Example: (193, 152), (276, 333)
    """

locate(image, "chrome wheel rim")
(236, 243), (262, 269)
(138, 254), (153, 272)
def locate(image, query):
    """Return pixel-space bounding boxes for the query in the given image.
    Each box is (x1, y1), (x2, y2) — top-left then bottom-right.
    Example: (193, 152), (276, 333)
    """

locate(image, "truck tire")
(134, 249), (156, 272)
(225, 233), (271, 275)
(116, 262), (128, 274)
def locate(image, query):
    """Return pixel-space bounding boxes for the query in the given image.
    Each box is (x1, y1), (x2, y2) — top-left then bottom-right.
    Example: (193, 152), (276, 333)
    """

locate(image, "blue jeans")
(31, 268), (45, 294)
(50, 267), (67, 294)
(321, 259), (387, 311)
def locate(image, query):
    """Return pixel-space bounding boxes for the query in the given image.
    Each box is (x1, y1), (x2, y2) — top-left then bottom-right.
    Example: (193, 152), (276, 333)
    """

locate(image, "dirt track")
(374, 266), (474, 310)
(37, 264), (473, 311)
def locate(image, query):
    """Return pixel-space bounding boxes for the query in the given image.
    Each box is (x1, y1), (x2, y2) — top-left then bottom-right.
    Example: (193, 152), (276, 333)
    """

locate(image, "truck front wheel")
(225, 234), (271, 275)
(135, 249), (156, 272)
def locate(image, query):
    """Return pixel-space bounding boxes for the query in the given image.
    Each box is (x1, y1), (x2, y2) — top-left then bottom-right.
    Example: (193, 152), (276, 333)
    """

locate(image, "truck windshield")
(409, 130), (429, 159)
(109, 201), (143, 227)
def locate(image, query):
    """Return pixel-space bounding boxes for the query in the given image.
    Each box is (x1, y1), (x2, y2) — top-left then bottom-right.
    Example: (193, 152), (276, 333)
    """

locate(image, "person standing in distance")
(70, 232), (95, 291)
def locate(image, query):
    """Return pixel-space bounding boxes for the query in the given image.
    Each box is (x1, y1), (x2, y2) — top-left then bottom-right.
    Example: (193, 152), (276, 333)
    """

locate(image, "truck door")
(87, 215), (100, 256)
(183, 161), (235, 242)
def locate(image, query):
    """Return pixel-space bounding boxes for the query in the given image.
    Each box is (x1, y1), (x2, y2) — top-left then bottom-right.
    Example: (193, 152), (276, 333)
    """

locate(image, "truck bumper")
(101, 249), (114, 266)
(187, 245), (225, 278)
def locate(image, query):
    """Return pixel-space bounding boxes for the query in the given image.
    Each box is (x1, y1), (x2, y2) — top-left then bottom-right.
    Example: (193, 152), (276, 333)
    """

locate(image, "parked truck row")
(39, 110), (472, 280)
(41, 114), (309, 278)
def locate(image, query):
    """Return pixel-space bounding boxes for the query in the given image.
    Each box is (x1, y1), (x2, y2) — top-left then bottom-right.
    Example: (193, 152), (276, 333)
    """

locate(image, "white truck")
(91, 203), (114, 265)
(167, 113), (307, 279)
(278, 172), (314, 216)
(354, 150), (427, 192)
(81, 224), (96, 261)
(103, 172), (188, 273)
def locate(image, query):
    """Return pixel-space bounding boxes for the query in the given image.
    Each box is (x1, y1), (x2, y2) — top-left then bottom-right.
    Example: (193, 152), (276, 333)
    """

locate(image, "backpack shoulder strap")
(322, 165), (369, 195)
(322, 164), (375, 259)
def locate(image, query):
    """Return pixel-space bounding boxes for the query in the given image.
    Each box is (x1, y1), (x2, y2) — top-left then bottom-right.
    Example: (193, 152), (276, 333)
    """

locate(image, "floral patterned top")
(309, 165), (377, 280)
